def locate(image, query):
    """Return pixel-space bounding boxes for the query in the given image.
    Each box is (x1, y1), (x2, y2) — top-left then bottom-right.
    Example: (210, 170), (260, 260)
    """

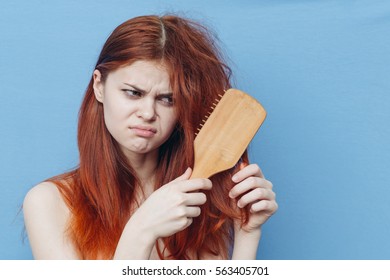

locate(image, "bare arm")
(23, 182), (79, 259)
(231, 226), (262, 259)
(229, 164), (278, 260)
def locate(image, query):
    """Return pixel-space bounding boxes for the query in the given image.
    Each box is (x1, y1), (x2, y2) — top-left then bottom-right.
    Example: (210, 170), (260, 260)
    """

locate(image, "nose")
(136, 97), (156, 121)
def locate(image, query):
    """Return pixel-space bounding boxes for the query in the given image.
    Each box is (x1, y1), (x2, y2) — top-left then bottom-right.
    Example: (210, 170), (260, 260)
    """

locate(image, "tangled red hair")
(49, 14), (249, 259)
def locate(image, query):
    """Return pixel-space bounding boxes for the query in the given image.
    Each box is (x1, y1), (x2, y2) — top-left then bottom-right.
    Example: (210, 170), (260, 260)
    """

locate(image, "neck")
(123, 149), (159, 193)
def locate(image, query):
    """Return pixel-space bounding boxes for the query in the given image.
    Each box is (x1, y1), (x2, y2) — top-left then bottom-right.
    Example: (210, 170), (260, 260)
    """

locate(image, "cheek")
(102, 100), (129, 134)
(165, 113), (178, 134)
(102, 107), (117, 139)
(158, 110), (178, 141)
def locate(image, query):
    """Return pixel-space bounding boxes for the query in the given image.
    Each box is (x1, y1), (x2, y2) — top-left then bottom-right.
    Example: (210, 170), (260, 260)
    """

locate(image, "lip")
(130, 125), (157, 138)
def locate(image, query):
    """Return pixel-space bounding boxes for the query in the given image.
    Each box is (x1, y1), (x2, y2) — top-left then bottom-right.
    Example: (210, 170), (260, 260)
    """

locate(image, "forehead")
(107, 60), (172, 91)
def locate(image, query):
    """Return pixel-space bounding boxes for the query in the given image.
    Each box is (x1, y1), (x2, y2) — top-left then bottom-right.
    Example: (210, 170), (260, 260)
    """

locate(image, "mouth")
(130, 125), (157, 138)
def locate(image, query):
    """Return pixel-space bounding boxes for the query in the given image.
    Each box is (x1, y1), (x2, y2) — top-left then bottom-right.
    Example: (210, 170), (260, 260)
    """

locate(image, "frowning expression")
(93, 60), (177, 158)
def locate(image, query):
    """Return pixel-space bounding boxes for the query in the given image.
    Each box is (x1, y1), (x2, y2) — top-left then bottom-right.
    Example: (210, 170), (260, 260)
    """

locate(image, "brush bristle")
(194, 92), (225, 136)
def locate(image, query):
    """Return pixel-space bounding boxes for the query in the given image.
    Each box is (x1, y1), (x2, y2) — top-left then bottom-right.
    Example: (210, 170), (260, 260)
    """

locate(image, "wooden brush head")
(190, 88), (267, 179)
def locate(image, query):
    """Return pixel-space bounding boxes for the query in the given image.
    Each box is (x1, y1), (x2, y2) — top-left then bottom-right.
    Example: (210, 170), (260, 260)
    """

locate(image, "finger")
(229, 177), (273, 199)
(184, 217), (193, 229)
(232, 163), (264, 183)
(185, 206), (202, 218)
(181, 178), (212, 193)
(250, 200), (278, 214)
(237, 188), (275, 208)
(184, 192), (207, 206)
(171, 167), (192, 183)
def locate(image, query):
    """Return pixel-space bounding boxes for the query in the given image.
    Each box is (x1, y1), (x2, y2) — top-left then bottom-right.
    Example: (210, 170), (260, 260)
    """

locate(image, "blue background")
(1, 0), (389, 259)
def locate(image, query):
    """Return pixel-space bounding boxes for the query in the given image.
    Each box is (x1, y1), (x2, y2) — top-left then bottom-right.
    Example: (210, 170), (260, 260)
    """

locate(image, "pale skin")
(23, 60), (278, 259)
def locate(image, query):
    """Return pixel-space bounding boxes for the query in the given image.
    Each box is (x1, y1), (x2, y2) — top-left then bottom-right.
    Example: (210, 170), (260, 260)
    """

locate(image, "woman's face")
(93, 60), (177, 158)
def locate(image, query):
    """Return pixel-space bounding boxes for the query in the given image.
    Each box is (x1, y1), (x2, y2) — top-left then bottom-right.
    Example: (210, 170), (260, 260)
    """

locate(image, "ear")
(93, 69), (104, 103)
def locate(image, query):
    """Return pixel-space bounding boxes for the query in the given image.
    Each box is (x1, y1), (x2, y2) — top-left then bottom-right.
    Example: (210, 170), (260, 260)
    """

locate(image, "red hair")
(49, 15), (249, 259)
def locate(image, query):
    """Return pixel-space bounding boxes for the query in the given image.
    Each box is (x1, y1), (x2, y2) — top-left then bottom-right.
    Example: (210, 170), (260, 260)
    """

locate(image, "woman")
(23, 14), (277, 260)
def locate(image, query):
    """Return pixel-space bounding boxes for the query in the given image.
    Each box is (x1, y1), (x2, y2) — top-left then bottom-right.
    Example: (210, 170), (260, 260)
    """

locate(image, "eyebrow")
(124, 83), (146, 93)
(124, 83), (173, 95)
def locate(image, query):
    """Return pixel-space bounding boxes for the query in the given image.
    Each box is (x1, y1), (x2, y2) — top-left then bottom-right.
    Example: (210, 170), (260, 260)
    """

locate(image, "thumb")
(171, 167), (192, 183)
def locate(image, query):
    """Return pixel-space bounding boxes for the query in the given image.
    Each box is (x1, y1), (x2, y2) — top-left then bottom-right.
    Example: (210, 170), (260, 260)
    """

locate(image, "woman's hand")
(229, 163), (278, 233)
(114, 168), (211, 259)
(131, 167), (212, 241)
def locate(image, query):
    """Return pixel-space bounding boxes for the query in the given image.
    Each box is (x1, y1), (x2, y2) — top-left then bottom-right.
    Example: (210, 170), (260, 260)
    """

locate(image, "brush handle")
(191, 156), (220, 179)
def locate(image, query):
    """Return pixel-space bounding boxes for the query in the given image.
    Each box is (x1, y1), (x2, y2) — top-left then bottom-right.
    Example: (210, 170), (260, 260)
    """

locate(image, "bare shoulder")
(23, 181), (77, 259)
(24, 181), (69, 215)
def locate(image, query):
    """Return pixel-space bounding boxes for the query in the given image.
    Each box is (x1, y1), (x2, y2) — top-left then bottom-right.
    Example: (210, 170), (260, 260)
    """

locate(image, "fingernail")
(232, 175), (238, 182)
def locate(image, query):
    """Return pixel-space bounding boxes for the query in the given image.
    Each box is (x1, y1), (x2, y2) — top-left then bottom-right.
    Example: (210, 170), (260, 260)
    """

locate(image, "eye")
(157, 95), (174, 106)
(122, 89), (142, 98)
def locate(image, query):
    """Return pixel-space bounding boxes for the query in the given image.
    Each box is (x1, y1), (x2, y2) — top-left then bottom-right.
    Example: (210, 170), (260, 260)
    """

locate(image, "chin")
(128, 143), (158, 154)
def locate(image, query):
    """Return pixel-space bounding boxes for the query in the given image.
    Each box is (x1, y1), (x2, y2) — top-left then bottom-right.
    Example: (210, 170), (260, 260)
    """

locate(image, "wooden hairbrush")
(190, 88), (267, 179)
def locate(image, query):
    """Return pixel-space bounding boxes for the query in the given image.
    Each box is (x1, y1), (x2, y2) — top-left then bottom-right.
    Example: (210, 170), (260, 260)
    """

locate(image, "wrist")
(128, 211), (157, 246)
(113, 213), (156, 259)
(235, 226), (262, 240)
(231, 227), (262, 260)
